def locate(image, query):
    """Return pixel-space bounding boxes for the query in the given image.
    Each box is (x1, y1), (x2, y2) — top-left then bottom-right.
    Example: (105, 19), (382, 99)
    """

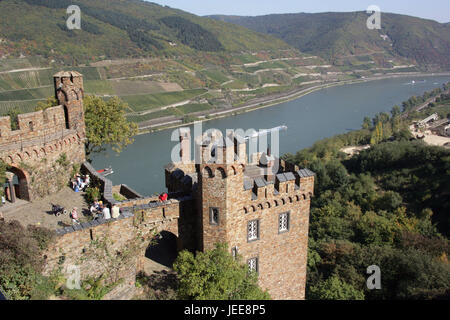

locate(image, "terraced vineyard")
(0, 47), (426, 126)
(122, 89), (207, 113)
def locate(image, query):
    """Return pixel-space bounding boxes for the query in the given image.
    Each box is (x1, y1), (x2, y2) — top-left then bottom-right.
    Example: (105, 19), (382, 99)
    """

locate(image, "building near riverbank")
(164, 128), (315, 299)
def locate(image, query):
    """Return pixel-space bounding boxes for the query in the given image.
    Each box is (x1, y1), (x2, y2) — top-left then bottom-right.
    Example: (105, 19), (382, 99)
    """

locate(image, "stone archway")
(4, 166), (31, 202)
(145, 230), (178, 268)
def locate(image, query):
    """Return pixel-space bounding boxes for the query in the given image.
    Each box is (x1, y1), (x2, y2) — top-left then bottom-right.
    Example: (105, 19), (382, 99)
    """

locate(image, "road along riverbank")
(136, 72), (450, 135)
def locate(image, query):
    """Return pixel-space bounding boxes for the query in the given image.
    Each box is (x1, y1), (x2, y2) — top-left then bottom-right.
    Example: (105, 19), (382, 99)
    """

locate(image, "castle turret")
(196, 130), (246, 251)
(53, 71), (85, 134)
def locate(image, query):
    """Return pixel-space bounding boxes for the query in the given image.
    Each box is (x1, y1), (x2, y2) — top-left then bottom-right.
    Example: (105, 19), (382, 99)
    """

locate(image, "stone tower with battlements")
(0, 71), (86, 202)
(166, 128), (315, 300)
(54, 71), (86, 133)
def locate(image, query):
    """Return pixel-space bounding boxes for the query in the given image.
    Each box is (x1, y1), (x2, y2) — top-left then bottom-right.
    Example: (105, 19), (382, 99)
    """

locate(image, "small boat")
(97, 166), (114, 176)
(244, 125), (288, 140)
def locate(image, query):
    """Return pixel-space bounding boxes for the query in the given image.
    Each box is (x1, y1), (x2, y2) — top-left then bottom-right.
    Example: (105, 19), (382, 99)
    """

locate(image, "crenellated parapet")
(242, 169), (315, 215)
(0, 71), (86, 201)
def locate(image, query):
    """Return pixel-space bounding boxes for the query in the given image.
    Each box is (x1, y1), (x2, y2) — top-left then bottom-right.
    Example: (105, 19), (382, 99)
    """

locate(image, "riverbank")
(135, 71), (450, 135)
(93, 74), (450, 195)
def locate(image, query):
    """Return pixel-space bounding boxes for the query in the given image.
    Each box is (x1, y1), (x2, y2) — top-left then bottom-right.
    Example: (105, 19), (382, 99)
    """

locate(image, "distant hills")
(0, 0), (290, 63)
(1, 1), (448, 127)
(209, 12), (450, 70)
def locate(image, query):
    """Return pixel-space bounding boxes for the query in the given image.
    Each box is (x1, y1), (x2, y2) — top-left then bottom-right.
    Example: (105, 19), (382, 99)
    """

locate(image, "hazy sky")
(150, 0), (450, 23)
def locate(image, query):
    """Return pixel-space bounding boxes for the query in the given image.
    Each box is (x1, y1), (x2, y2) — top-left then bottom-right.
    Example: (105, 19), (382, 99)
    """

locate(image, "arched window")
(203, 166), (214, 178)
(217, 167), (227, 179)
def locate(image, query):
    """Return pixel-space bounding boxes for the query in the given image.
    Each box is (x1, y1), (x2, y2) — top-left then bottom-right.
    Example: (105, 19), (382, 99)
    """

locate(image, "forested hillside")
(0, 0), (290, 63)
(210, 12), (450, 70)
(283, 84), (450, 299)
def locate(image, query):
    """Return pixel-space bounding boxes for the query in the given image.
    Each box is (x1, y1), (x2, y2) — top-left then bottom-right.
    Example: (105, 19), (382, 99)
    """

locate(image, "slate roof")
(244, 179), (253, 191)
(297, 168), (316, 178)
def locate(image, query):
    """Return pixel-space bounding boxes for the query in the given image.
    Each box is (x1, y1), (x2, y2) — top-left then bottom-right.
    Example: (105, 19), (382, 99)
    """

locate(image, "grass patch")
(223, 80), (247, 90)
(234, 54), (260, 64)
(127, 109), (176, 123)
(121, 89), (207, 112)
(202, 70), (229, 84)
(0, 86), (53, 101)
(176, 103), (212, 114)
(0, 100), (43, 116)
(84, 80), (115, 95)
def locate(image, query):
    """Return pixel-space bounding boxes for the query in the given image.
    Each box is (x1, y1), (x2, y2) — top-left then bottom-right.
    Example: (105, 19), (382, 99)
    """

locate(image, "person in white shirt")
(102, 205), (111, 220)
(71, 207), (80, 225)
(84, 175), (90, 188)
(111, 204), (120, 219)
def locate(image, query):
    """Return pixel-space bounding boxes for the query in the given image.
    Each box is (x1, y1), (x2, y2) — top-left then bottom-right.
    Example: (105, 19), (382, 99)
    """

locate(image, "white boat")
(244, 125), (288, 140)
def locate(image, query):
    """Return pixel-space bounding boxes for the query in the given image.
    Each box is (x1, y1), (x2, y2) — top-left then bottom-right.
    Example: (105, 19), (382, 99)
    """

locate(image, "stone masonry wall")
(0, 71), (86, 201)
(43, 196), (195, 300)
(226, 175), (314, 300)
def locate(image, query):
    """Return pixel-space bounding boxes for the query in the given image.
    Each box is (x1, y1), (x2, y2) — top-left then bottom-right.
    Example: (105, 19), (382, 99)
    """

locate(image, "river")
(91, 75), (450, 196)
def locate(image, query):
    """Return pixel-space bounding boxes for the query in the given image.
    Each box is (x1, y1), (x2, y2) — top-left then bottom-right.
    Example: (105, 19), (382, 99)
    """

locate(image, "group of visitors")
(89, 200), (120, 220)
(71, 174), (90, 192)
(70, 201), (121, 225)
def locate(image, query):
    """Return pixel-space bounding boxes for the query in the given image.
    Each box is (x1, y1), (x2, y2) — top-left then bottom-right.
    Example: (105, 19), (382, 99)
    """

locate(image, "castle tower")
(195, 129), (314, 300)
(196, 130), (246, 251)
(167, 127), (314, 299)
(53, 71), (86, 135)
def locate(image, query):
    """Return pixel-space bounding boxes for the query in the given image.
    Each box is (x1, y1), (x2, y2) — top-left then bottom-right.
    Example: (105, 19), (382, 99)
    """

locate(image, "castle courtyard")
(1, 187), (90, 230)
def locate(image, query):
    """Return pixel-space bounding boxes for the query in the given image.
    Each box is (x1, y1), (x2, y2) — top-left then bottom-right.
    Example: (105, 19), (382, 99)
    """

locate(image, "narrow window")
(28, 121), (34, 132)
(232, 246), (238, 260)
(248, 257), (258, 273)
(210, 207), (219, 225)
(248, 220), (259, 242)
(279, 212), (290, 233)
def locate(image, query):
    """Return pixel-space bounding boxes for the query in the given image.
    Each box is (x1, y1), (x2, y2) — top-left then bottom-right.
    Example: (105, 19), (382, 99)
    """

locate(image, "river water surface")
(92, 75), (450, 196)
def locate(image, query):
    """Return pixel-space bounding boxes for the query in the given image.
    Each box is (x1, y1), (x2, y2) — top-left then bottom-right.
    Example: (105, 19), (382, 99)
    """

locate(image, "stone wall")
(43, 195), (195, 300)
(226, 174), (314, 300)
(0, 71), (86, 202)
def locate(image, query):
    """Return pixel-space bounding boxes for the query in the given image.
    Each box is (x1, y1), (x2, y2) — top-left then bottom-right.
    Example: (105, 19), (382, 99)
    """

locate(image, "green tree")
(391, 105), (401, 118)
(173, 243), (271, 300)
(6, 109), (19, 130)
(0, 220), (56, 300)
(84, 95), (138, 157)
(362, 117), (372, 130)
(0, 160), (7, 197)
(35, 96), (58, 111)
(308, 275), (364, 300)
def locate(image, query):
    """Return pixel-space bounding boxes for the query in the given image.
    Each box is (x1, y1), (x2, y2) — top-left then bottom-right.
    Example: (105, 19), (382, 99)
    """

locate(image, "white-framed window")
(248, 257), (258, 273)
(279, 212), (290, 233)
(248, 220), (259, 242)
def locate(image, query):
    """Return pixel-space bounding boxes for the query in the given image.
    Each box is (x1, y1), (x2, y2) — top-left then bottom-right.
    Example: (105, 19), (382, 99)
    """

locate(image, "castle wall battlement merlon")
(243, 169), (315, 202)
(0, 105), (69, 140)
